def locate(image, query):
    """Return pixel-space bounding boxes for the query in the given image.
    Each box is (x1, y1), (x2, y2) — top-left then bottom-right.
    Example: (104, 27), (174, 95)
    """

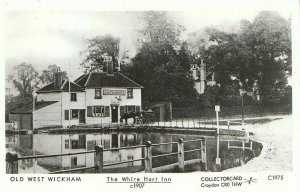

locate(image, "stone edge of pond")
(8, 126), (249, 137)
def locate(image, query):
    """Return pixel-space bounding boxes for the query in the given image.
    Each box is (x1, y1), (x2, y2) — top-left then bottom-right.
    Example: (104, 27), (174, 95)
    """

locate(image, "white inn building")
(33, 66), (143, 129)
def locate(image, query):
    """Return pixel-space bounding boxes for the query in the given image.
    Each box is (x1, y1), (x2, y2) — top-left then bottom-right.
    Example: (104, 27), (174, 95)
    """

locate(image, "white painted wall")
(194, 82), (202, 95)
(85, 88), (141, 106)
(85, 88), (141, 125)
(37, 93), (61, 102)
(207, 80), (216, 86)
(33, 101), (62, 128)
(61, 92), (85, 127)
(61, 92), (86, 110)
(34, 87), (142, 127)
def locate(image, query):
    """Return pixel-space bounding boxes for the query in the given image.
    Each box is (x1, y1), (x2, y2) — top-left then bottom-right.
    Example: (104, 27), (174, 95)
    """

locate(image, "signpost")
(215, 105), (221, 165)
(215, 105), (220, 135)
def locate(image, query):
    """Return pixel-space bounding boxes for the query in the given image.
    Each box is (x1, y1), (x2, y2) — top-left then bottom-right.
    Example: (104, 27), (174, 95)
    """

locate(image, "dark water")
(5, 132), (262, 173)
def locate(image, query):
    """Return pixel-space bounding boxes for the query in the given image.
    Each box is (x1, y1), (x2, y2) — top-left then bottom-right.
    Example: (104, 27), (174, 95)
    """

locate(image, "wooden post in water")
(144, 141), (152, 173)
(200, 137), (207, 171)
(178, 138), (184, 172)
(6, 152), (18, 174)
(94, 145), (103, 173)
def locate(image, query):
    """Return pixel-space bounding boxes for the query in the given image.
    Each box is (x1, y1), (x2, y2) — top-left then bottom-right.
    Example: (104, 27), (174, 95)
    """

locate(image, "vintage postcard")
(1, 0), (299, 191)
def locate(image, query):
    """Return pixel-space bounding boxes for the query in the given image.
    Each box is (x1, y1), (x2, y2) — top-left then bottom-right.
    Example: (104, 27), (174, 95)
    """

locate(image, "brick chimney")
(54, 67), (67, 88)
(103, 55), (114, 75)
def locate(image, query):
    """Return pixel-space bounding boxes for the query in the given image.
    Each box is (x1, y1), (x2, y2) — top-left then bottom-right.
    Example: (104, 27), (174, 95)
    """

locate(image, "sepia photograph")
(2, 0), (299, 191)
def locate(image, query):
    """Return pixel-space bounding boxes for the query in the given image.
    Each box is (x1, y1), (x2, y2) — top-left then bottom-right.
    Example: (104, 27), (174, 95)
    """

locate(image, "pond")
(5, 131), (262, 173)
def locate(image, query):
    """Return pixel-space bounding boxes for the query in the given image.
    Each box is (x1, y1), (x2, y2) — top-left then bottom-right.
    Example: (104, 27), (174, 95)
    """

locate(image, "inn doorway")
(111, 106), (119, 123)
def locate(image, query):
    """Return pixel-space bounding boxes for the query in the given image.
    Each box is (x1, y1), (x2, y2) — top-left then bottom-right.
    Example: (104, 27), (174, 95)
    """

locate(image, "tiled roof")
(36, 72), (142, 94)
(74, 74), (86, 82)
(83, 72), (143, 88)
(74, 74), (89, 87)
(36, 81), (84, 93)
(10, 101), (58, 114)
(61, 81), (84, 92)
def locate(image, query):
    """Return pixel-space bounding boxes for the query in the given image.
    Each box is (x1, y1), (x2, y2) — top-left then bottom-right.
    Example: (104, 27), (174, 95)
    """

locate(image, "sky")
(3, 1), (295, 94)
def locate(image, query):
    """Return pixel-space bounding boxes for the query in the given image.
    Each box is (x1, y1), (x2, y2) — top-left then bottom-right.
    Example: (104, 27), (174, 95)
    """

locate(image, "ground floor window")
(87, 106), (110, 117)
(94, 106), (105, 117)
(120, 105), (141, 116)
(71, 109), (79, 119)
(127, 105), (135, 113)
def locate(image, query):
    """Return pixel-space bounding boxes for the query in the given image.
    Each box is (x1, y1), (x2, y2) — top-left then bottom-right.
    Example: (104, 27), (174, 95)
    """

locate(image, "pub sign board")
(103, 89), (126, 96)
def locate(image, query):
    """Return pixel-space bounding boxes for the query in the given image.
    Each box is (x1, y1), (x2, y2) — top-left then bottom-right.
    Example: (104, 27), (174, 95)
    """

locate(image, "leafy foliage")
(124, 12), (197, 106)
(39, 64), (58, 85)
(203, 11), (291, 105)
(8, 63), (39, 102)
(80, 35), (120, 71)
(137, 12), (184, 53)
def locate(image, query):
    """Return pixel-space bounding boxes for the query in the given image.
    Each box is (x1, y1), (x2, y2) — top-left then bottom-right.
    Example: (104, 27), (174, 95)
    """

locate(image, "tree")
(186, 29), (214, 64)
(8, 63), (39, 103)
(125, 11), (197, 106)
(39, 64), (58, 85)
(241, 11), (291, 105)
(203, 11), (291, 105)
(137, 11), (184, 53)
(80, 35), (120, 71)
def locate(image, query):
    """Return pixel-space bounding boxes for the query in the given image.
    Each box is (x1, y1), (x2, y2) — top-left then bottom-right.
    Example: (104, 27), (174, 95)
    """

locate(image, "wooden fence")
(6, 137), (207, 174)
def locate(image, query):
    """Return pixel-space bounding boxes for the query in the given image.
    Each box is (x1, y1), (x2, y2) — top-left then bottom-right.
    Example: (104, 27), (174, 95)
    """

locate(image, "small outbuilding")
(9, 101), (59, 130)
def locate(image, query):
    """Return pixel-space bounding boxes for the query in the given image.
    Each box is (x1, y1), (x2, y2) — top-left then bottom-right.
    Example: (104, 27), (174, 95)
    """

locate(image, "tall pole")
(215, 105), (220, 135)
(215, 105), (220, 165)
(241, 92), (244, 128)
(216, 135), (220, 165)
(216, 110), (219, 135)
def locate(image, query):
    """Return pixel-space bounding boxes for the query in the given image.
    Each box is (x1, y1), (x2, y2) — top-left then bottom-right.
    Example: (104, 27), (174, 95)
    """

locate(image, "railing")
(6, 137), (207, 174)
(228, 140), (253, 151)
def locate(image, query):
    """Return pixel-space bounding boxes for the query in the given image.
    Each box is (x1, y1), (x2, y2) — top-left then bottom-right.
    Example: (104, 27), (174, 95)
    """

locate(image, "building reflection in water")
(5, 132), (262, 173)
